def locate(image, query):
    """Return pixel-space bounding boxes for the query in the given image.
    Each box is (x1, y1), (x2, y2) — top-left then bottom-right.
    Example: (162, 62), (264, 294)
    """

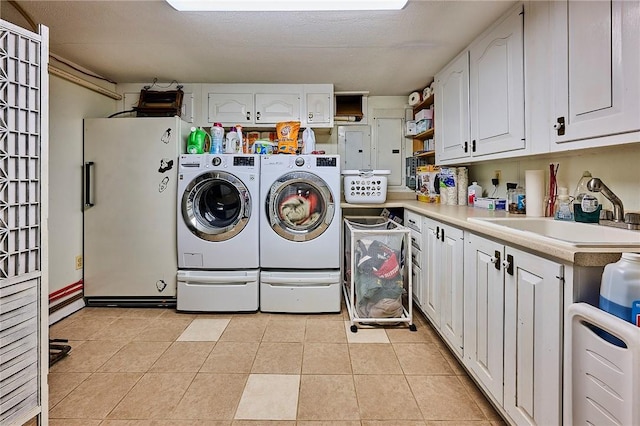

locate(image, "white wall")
(468, 144), (640, 212)
(48, 76), (116, 304)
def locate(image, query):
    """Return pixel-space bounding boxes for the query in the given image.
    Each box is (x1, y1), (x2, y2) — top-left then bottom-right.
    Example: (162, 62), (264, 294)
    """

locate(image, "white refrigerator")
(83, 117), (189, 306)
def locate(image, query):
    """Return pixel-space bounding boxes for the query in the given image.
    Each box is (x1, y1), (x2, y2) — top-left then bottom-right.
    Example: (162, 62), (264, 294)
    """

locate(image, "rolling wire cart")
(343, 217), (416, 332)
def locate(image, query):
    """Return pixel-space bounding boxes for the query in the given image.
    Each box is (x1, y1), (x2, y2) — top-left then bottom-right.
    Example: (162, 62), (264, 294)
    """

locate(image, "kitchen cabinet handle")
(246, 111), (251, 121)
(308, 112), (313, 120)
(504, 254), (514, 275)
(256, 111), (261, 121)
(84, 161), (95, 208)
(463, 141), (468, 153)
(435, 226), (440, 239)
(440, 228), (445, 242)
(491, 250), (501, 270)
(472, 140), (476, 152)
(554, 117), (565, 136)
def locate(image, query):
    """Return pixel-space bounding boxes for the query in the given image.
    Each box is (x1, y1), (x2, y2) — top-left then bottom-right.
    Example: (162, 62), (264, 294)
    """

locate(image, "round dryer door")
(181, 171), (251, 242)
(266, 171), (335, 242)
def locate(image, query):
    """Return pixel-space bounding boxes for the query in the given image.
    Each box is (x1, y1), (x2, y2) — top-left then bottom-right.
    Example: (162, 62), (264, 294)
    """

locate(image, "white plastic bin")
(567, 303), (640, 425)
(343, 217), (415, 332)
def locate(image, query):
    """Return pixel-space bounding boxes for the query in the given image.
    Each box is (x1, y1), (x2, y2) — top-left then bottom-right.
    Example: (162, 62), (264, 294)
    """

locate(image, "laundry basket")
(343, 217), (415, 332)
(567, 303), (640, 425)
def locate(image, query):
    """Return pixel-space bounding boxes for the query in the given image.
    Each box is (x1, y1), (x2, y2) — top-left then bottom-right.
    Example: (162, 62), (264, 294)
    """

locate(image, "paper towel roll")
(525, 170), (545, 217)
(408, 91), (421, 106)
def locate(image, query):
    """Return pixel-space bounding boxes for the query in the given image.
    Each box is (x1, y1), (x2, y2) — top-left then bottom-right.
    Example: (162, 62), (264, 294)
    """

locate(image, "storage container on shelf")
(342, 217), (416, 332)
(342, 170), (390, 204)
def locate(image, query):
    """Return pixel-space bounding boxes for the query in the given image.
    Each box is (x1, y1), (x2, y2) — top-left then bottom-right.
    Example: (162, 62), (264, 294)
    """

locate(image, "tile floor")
(39, 303), (507, 425)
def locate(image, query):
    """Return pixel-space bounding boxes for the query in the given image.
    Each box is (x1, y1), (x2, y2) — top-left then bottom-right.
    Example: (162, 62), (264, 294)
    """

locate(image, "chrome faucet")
(587, 177), (624, 221)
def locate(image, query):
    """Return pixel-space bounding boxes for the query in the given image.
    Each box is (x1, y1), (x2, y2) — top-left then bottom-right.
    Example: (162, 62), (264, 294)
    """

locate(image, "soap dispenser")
(573, 171), (601, 223)
(554, 187), (573, 221)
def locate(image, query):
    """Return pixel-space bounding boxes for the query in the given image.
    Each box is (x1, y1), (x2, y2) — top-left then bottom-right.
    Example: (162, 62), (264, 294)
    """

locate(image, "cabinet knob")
(490, 256), (498, 264)
(308, 113), (313, 120)
(502, 259), (510, 269)
(246, 112), (251, 121)
(256, 111), (261, 121)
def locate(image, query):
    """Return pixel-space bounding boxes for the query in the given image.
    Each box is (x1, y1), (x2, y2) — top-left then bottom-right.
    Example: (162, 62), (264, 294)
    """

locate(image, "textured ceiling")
(2, 0), (516, 95)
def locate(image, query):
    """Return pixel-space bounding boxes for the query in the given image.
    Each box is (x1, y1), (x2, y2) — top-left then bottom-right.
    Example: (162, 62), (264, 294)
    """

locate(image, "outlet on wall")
(75, 255), (83, 270)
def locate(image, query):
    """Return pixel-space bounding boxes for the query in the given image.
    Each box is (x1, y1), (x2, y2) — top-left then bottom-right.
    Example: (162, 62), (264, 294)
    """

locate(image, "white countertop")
(341, 198), (638, 267)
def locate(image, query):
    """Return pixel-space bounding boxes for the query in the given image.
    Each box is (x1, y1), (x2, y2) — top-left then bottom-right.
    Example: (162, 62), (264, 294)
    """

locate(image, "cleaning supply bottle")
(187, 127), (207, 154)
(210, 123), (224, 154)
(467, 181), (482, 206)
(553, 187), (573, 221)
(573, 171), (601, 223)
(598, 253), (640, 346)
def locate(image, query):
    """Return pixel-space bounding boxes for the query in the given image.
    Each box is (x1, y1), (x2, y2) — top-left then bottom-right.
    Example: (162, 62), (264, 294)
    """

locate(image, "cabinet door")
(422, 217), (441, 326)
(305, 92), (333, 127)
(435, 51), (470, 163)
(411, 263), (423, 309)
(207, 92), (254, 124)
(552, 0), (640, 146)
(438, 223), (464, 356)
(504, 247), (563, 426)
(469, 4), (524, 157)
(255, 93), (301, 124)
(463, 233), (504, 404)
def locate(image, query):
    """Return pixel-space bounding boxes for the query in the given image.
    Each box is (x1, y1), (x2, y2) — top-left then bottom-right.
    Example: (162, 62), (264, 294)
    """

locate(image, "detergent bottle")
(187, 127), (207, 154)
(210, 123), (224, 154)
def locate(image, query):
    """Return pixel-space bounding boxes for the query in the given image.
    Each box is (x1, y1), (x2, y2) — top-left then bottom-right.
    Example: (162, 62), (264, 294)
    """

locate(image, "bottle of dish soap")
(554, 187), (573, 221)
(573, 171), (601, 223)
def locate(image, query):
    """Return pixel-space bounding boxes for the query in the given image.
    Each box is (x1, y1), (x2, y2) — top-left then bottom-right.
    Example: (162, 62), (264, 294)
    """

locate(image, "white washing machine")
(177, 153), (260, 312)
(259, 154), (342, 313)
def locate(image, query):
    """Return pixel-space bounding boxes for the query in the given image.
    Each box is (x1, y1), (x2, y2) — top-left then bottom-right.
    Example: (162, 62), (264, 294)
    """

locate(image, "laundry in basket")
(346, 219), (407, 318)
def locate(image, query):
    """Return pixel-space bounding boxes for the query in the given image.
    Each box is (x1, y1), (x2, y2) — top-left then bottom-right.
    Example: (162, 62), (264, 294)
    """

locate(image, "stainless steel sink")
(467, 217), (640, 247)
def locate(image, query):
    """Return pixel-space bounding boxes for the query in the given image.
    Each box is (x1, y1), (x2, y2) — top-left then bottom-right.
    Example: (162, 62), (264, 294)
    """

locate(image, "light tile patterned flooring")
(40, 303), (507, 425)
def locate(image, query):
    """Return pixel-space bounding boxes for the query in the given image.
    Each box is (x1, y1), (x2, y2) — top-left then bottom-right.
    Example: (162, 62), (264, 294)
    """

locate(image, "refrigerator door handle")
(84, 161), (95, 208)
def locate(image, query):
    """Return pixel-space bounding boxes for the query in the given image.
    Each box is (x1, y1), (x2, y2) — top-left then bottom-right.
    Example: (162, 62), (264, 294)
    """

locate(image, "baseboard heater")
(84, 296), (177, 308)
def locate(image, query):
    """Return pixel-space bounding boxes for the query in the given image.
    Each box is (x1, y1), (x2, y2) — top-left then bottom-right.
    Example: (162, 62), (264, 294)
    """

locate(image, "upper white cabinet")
(436, 4), (525, 164)
(207, 89), (254, 124)
(304, 84), (333, 126)
(469, 4), (525, 157)
(255, 91), (301, 124)
(204, 84), (333, 128)
(435, 51), (469, 163)
(551, 0), (640, 149)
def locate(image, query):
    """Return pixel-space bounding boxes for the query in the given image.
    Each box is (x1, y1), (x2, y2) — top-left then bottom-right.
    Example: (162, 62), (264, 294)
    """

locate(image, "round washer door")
(181, 171), (251, 242)
(265, 171), (335, 242)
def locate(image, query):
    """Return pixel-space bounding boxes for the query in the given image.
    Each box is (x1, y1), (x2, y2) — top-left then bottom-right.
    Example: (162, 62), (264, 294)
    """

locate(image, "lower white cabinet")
(464, 233), (505, 404)
(404, 210), (425, 306)
(464, 232), (563, 426)
(423, 217), (464, 356)
(503, 245), (563, 425)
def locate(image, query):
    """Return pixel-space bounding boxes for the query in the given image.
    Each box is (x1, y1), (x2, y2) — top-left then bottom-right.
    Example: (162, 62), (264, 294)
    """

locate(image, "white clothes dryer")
(259, 155), (342, 269)
(259, 154), (342, 313)
(177, 154), (259, 269)
(177, 154), (260, 312)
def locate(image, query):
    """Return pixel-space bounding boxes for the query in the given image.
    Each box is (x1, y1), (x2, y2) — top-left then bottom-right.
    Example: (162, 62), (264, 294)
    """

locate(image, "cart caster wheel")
(350, 325), (358, 333)
(409, 324), (417, 332)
